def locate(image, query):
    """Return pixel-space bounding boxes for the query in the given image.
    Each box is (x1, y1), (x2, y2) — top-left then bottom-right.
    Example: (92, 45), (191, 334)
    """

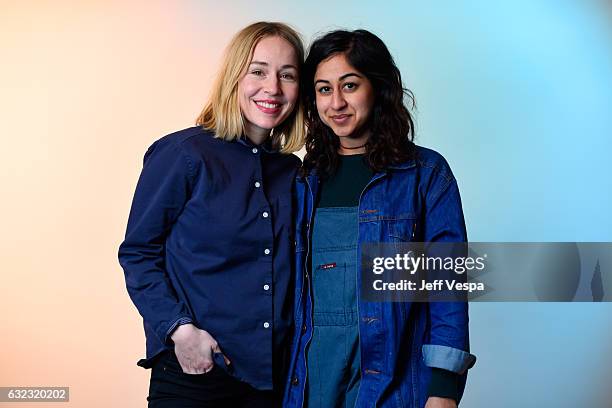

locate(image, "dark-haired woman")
(284, 30), (476, 408)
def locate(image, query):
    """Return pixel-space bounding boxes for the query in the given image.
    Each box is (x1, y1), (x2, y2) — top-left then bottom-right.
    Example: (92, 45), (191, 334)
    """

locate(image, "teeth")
(256, 101), (280, 109)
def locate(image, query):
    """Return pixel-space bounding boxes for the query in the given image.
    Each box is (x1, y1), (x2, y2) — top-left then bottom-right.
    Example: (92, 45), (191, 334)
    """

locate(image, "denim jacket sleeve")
(118, 138), (196, 345)
(422, 174), (476, 375)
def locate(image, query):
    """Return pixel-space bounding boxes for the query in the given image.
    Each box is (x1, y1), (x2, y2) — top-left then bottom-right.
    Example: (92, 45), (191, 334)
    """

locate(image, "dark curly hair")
(302, 29), (416, 178)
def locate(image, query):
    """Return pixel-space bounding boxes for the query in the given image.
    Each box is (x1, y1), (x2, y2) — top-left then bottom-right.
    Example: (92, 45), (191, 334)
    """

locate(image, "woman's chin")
(330, 128), (355, 138)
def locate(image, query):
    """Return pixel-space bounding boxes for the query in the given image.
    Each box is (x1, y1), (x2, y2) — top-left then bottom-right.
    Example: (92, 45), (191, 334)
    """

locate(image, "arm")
(118, 138), (196, 346)
(423, 176), (476, 405)
(118, 138), (229, 373)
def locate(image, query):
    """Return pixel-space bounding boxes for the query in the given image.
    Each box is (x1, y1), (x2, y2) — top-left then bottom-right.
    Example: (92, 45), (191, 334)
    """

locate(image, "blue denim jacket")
(284, 146), (476, 408)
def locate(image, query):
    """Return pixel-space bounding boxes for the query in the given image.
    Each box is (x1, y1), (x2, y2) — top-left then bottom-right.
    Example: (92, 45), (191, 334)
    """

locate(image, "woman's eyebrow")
(339, 72), (362, 81)
(315, 72), (362, 85)
(249, 61), (297, 70)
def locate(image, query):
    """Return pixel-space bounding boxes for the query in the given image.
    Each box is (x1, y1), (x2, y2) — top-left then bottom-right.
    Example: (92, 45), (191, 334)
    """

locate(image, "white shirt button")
(263, 322), (270, 328)
(262, 211), (269, 218)
(264, 248), (270, 255)
(254, 181), (261, 188)
(263, 284), (270, 291)
(252, 147), (258, 154)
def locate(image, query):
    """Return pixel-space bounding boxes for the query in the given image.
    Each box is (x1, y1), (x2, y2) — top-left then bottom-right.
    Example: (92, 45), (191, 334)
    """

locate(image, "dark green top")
(317, 154), (373, 208)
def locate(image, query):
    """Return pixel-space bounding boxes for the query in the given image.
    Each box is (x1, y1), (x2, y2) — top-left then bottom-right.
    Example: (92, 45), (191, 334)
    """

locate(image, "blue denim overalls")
(305, 206), (361, 408)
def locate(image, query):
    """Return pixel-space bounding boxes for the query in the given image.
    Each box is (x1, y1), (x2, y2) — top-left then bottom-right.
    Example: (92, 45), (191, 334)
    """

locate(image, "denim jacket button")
(291, 377), (299, 386)
(302, 324), (307, 333)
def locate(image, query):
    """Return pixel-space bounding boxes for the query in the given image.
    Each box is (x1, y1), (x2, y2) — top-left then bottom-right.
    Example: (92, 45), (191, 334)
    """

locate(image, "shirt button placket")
(252, 147), (274, 346)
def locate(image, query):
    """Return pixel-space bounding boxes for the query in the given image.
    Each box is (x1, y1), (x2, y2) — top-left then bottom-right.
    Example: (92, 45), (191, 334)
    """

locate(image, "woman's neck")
(338, 130), (370, 155)
(244, 123), (270, 145)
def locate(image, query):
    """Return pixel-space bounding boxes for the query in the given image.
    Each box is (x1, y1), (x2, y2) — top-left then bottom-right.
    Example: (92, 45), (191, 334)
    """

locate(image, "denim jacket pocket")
(386, 219), (417, 242)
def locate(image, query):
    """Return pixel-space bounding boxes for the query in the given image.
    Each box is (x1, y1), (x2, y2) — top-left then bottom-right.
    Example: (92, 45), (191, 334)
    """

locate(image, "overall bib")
(305, 207), (361, 408)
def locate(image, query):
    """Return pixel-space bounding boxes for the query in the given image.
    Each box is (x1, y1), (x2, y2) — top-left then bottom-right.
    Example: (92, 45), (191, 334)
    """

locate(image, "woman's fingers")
(176, 348), (213, 374)
(212, 343), (232, 366)
(173, 327), (231, 373)
(173, 327), (216, 373)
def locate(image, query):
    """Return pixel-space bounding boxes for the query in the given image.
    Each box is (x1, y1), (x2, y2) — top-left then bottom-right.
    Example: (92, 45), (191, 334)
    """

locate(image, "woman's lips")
(254, 100), (282, 114)
(331, 114), (351, 125)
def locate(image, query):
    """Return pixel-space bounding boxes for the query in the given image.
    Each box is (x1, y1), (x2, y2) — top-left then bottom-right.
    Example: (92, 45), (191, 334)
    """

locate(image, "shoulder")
(388, 145), (459, 198)
(146, 126), (249, 168)
(140, 127), (219, 182)
(282, 152), (302, 169)
(149, 126), (215, 154)
(412, 145), (455, 183)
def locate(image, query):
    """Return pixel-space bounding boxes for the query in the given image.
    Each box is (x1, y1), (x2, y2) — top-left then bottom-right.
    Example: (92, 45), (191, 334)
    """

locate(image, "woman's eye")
(251, 70), (264, 76)
(343, 82), (357, 90)
(317, 86), (331, 94)
(281, 73), (296, 81)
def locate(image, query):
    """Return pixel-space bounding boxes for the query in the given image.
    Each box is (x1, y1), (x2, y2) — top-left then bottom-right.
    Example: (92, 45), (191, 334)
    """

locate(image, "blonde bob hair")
(196, 22), (305, 154)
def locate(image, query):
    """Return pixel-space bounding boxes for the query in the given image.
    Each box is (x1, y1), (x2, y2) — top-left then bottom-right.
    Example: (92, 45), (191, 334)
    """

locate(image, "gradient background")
(1, 1), (611, 407)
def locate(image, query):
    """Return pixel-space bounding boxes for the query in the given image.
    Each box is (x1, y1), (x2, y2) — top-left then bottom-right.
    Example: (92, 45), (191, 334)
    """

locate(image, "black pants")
(147, 351), (280, 408)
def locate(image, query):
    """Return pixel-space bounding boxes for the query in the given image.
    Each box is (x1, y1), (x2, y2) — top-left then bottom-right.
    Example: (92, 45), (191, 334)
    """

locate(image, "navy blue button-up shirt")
(118, 126), (299, 390)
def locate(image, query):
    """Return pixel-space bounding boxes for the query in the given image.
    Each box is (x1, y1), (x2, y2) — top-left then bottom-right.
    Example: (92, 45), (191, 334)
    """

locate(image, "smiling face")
(238, 35), (299, 141)
(314, 53), (375, 146)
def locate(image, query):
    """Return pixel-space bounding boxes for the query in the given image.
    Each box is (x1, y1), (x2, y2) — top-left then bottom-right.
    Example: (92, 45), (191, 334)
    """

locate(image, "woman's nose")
(263, 76), (281, 95)
(331, 91), (347, 110)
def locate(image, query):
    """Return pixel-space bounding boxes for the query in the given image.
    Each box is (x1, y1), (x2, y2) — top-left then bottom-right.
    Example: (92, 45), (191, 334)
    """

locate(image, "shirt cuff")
(427, 368), (459, 401)
(422, 344), (476, 375)
(164, 316), (193, 345)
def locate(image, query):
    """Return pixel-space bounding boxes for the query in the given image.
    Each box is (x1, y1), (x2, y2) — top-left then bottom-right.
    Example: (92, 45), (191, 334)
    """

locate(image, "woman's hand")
(425, 397), (457, 408)
(170, 323), (230, 374)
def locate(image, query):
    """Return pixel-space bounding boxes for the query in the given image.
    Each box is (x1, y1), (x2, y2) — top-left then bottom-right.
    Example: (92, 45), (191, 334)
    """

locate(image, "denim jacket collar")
(387, 158), (417, 170)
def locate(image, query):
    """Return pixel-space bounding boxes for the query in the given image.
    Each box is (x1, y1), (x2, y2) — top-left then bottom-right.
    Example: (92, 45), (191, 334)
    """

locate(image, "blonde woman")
(119, 22), (304, 407)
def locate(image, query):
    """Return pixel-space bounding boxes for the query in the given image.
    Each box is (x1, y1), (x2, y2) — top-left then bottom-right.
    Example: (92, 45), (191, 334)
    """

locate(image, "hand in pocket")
(170, 323), (231, 374)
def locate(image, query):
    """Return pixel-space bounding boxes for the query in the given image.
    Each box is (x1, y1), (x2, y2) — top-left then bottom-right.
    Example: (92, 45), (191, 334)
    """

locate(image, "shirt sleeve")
(118, 138), (197, 345)
(422, 176), (476, 374)
(427, 368), (459, 401)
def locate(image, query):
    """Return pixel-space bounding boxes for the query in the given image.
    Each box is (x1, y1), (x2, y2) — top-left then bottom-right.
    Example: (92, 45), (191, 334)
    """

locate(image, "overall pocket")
(312, 260), (348, 316)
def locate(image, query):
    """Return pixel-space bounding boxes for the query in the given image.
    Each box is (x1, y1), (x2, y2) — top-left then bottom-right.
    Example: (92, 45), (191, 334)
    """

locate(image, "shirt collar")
(236, 135), (277, 153)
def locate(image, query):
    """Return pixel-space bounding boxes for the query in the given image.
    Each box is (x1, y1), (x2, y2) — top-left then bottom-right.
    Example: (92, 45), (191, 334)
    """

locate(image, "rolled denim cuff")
(422, 344), (476, 375)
